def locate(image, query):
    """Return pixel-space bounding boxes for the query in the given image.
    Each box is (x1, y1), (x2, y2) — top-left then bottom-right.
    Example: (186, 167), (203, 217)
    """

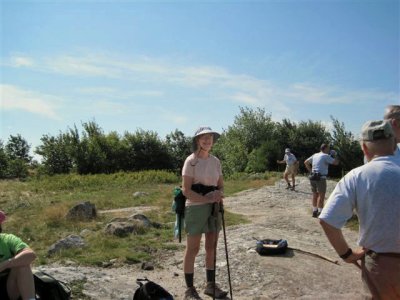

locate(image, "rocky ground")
(38, 177), (363, 300)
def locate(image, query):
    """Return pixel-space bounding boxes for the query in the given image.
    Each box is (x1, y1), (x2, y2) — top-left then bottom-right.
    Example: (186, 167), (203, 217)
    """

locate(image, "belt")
(366, 250), (400, 259)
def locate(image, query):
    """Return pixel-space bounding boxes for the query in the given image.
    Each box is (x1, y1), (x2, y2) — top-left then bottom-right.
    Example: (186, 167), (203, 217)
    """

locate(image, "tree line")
(0, 107), (363, 179)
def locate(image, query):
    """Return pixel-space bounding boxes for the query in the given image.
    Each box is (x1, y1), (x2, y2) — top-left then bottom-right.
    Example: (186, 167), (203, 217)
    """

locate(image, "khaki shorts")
(310, 179), (327, 194)
(362, 252), (400, 299)
(184, 203), (222, 236)
(285, 164), (298, 176)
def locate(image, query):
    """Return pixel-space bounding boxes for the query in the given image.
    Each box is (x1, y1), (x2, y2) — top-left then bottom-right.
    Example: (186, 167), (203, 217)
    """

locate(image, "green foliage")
(214, 107), (277, 175)
(0, 141), (8, 178)
(214, 107), (336, 176)
(4, 106), (366, 180)
(35, 133), (73, 175)
(0, 136), (31, 179)
(123, 129), (173, 172)
(5, 134), (32, 162)
(246, 140), (281, 173)
(165, 129), (192, 173)
(330, 116), (363, 175)
(34, 121), (175, 175)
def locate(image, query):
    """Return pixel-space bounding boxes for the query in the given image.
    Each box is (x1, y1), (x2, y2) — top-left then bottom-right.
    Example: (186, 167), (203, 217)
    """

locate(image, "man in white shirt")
(319, 120), (400, 299)
(304, 144), (339, 217)
(277, 148), (299, 191)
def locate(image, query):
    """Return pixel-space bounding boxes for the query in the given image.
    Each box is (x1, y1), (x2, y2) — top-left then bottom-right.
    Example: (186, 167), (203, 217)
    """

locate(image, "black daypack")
(133, 278), (174, 300)
(255, 239), (288, 256)
(34, 270), (71, 300)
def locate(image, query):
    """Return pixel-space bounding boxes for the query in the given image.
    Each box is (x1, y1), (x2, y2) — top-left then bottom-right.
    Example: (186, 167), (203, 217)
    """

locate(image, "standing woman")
(181, 126), (227, 300)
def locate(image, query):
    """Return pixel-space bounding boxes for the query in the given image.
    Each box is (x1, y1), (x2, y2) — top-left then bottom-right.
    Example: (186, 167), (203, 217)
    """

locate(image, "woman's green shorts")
(184, 203), (222, 236)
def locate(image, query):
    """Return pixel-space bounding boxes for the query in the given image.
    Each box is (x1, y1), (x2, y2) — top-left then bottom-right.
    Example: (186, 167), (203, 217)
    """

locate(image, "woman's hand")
(205, 190), (224, 203)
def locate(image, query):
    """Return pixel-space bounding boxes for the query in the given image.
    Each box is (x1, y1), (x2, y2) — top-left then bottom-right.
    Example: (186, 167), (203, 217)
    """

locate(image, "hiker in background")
(319, 120), (400, 299)
(181, 126), (227, 300)
(0, 210), (37, 300)
(304, 143), (339, 218)
(383, 104), (400, 164)
(276, 148), (299, 191)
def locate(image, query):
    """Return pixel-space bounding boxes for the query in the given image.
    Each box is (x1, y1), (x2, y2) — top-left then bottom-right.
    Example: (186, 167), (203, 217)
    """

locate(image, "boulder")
(66, 201), (97, 221)
(47, 234), (86, 255)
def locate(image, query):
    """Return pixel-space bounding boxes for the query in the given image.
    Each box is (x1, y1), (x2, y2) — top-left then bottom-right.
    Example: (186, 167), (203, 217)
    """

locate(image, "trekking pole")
(212, 202), (219, 300)
(220, 203), (233, 300)
(178, 213), (182, 243)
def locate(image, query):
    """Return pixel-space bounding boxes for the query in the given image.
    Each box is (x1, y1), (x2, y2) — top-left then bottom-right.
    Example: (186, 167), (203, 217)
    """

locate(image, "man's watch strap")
(339, 248), (352, 259)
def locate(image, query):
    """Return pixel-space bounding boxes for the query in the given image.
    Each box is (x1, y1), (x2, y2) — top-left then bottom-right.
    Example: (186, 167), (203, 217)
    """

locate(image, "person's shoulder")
(209, 154), (220, 162)
(183, 153), (196, 164)
(0, 233), (21, 243)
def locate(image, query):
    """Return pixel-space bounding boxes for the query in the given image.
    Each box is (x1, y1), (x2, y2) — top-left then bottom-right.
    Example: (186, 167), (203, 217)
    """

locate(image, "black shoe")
(312, 211), (318, 218)
(286, 184), (291, 189)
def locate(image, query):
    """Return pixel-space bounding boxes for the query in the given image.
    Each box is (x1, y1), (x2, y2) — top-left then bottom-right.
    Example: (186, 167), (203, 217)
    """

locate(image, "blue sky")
(1, 0), (399, 160)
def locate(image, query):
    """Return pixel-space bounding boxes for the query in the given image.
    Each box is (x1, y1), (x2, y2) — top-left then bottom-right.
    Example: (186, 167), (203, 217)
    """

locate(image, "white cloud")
(230, 93), (261, 105)
(4, 52), (398, 119)
(9, 55), (35, 67)
(76, 87), (164, 99)
(0, 84), (61, 120)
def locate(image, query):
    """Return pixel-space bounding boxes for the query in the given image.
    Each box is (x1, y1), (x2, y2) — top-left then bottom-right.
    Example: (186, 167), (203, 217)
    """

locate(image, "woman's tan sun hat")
(192, 126), (220, 151)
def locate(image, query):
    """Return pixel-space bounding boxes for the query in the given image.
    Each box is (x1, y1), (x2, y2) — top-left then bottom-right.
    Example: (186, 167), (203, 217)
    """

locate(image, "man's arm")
(304, 159), (312, 172)
(0, 247), (36, 272)
(319, 219), (365, 263)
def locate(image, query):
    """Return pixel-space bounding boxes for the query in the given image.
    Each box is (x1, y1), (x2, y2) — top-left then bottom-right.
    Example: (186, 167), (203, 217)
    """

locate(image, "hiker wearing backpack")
(181, 126), (227, 300)
(304, 143), (339, 218)
(0, 211), (37, 300)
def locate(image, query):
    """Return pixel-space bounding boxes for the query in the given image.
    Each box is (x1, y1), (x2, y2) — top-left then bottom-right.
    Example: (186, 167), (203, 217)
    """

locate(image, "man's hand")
(0, 258), (10, 273)
(342, 247), (365, 269)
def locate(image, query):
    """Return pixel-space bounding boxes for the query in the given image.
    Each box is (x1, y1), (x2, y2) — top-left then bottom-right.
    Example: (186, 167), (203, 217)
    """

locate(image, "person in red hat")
(0, 211), (37, 300)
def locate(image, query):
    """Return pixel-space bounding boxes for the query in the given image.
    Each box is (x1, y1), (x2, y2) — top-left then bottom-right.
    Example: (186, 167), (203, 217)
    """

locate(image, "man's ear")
(392, 118), (400, 129)
(361, 142), (369, 161)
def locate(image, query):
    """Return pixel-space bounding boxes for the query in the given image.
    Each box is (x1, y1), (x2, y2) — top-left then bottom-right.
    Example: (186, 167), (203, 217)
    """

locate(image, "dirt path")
(38, 177), (363, 300)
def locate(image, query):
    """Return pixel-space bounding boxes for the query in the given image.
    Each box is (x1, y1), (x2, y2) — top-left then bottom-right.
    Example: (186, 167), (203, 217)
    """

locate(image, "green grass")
(0, 170), (279, 267)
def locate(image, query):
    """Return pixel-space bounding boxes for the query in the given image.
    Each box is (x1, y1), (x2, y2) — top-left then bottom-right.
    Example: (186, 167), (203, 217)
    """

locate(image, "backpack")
(255, 239), (288, 256)
(133, 278), (174, 300)
(173, 187), (186, 216)
(33, 270), (71, 300)
(172, 187), (186, 243)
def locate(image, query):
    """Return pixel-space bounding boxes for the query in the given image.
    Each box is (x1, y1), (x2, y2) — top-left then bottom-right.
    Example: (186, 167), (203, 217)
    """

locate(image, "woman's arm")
(182, 175), (214, 203)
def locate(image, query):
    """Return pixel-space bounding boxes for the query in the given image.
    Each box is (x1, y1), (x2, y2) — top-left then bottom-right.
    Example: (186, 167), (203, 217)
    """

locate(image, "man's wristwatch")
(339, 248), (352, 259)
